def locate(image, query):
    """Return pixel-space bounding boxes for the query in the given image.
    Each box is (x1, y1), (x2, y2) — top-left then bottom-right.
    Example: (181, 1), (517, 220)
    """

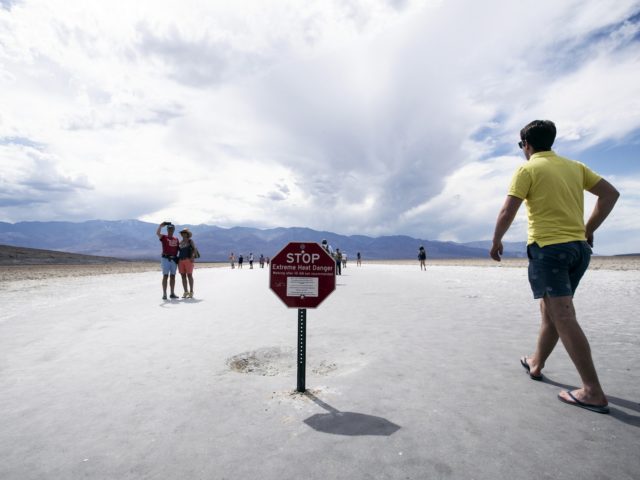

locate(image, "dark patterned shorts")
(527, 241), (592, 299)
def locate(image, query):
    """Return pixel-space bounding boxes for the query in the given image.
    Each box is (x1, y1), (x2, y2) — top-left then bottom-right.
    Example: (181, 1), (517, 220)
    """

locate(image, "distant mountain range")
(0, 220), (527, 261)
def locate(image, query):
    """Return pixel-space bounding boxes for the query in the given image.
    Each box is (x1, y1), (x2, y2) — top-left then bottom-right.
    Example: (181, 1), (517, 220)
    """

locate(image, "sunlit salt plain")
(1, 263), (639, 480)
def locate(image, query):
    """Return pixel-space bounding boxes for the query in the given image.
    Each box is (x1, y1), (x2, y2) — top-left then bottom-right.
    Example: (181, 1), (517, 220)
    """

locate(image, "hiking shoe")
(162, 294), (168, 300)
(182, 292), (189, 298)
(169, 293), (179, 299)
(188, 292), (194, 298)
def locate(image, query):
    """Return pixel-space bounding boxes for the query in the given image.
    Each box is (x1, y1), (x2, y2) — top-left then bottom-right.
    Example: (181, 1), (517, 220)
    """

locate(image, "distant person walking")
(178, 228), (197, 298)
(335, 248), (342, 275)
(357, 251), (362, 266)
(238, 254), (244, 269)
(418, 246), (427, 271)
(321, 239), (339, 274)
(249, 253), (254, 269)
(156, 222), (179, 300)
(490, 120), (619, 414)
(321, 239), (333, 255)
(259, 254), (265, 268)
(229, 252), (236, 269)
(342, 253), (347, 269)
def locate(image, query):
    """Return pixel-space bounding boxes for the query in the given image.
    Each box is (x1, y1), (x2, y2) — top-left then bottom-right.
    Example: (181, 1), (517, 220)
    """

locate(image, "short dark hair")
(520, 120), (556, 151)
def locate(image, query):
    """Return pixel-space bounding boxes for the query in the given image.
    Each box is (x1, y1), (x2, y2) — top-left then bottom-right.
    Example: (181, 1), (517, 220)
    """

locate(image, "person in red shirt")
(156, 222), (180, 300)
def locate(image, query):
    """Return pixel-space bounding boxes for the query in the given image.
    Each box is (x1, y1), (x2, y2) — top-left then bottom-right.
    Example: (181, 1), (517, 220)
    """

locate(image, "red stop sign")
(270, 242), (336, 308)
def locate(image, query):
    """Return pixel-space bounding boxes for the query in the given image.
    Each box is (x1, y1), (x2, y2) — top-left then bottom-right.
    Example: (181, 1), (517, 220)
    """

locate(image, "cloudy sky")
(1, 0), (639, 254)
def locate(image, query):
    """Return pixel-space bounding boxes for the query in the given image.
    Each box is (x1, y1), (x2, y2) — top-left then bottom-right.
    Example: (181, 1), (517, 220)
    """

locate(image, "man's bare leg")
(543, 295), (607, 406)
(525, 299), (560, 377)
(162, 274), (168, 296)
(169, 274), (176, 296)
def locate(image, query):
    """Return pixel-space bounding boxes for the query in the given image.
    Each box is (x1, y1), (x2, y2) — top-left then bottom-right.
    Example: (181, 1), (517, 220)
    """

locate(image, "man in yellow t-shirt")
(490, 120), (619, 414)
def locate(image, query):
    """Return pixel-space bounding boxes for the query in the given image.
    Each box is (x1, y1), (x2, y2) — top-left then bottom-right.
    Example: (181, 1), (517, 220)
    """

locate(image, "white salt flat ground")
(1, 263), (639, 480)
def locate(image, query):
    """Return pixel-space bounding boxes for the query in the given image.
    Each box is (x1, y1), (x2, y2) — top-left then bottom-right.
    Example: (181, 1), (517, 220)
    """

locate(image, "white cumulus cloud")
(0, 0), (638, 253)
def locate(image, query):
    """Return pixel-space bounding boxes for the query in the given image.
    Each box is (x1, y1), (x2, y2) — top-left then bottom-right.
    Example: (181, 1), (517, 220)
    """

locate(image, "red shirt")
(160, 235), (179, 256)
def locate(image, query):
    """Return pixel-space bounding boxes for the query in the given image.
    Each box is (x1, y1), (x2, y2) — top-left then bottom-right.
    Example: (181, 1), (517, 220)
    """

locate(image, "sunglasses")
(518, 140), (525, 149)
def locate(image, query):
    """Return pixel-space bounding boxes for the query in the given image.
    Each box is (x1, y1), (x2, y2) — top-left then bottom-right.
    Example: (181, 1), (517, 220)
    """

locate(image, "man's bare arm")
(490, 195), (523, 261)
(156, 222), (166, 239)
(585, 179), (620, 246)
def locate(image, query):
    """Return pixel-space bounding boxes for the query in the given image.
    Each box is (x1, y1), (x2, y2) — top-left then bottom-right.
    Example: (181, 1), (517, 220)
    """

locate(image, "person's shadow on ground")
(303, 392), (401, 436)
(159, 298), (205, 307)
(543, 376), (640, 427)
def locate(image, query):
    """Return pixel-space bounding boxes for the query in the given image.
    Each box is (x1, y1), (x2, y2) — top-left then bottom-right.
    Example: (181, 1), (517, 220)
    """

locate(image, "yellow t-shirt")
(508, 151), (601, 247)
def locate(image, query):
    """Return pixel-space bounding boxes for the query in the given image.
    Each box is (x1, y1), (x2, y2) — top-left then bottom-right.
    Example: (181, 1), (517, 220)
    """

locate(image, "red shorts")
(178, 259), (194, 274)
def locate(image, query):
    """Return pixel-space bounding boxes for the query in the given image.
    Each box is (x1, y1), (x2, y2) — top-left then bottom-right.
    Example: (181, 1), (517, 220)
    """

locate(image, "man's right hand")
(490, 195), (523, 263)
(490, 241), (503, 262)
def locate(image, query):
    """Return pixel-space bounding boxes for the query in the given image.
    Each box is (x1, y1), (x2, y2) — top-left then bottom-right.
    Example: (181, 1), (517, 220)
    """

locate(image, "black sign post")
(297, 308), (307, 392)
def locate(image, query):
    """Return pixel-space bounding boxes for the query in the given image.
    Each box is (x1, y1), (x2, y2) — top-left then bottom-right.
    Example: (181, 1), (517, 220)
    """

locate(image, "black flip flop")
(558, 390), (610, 414)
(520, 357), (543, 381)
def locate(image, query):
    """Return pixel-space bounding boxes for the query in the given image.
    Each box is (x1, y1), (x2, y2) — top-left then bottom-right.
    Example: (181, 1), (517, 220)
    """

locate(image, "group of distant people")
(320, 239), (363, 274)
(228, 253), (269, 269)
(153, 120), (620, 414)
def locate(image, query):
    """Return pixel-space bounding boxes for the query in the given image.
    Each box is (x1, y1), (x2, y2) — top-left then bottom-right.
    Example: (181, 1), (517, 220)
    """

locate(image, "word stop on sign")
(286, 252), (321, 264)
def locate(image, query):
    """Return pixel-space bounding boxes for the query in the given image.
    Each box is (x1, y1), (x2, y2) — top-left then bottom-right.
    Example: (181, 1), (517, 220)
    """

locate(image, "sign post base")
(297, 308), (306, 393)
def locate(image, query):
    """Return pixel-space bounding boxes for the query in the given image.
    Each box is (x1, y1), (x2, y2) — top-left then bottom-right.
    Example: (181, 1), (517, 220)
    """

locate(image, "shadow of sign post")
(303, 393), (401, 437)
